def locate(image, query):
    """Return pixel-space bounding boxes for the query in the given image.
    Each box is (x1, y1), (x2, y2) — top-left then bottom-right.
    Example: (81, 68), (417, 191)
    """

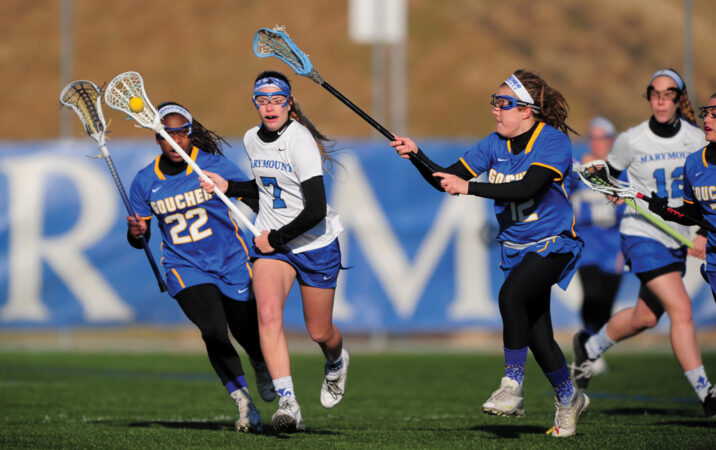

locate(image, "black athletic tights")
(174, 284), (264, 387)
(578, 265), (622, 333)
(499, 251), (574, 373)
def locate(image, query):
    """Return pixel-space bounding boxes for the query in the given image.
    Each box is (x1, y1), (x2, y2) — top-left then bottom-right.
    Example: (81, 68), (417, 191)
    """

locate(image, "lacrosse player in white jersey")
(572, 69), (716, 416)
(202, 71), (348, 433)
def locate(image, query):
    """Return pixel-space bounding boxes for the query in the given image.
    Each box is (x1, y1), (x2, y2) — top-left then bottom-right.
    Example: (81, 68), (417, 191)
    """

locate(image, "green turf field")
(2, 351), (716, 449)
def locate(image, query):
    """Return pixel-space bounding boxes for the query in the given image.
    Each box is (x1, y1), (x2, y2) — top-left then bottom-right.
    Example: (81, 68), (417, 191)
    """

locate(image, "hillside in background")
(2, 0), (716, 140)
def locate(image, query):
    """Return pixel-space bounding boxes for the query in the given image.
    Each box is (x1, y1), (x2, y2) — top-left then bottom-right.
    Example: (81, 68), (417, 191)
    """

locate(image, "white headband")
(505, 74), (535, 104)
(158, 104), (193, 124)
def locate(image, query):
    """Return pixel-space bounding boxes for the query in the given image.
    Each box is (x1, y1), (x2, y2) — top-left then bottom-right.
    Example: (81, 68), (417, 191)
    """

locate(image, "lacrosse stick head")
(576, 159), (636, 198)
(103, 71), (160, 130)
(253, 27), (324, 84)
(59, 80), (107, 146)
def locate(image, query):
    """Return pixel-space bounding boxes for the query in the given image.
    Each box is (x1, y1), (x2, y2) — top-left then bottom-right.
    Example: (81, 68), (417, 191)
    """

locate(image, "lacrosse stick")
(253, 27), (439, 174)
(103, 71), (259, 237)
(60, 80), (168, 292)
(576, 160), (716, 248)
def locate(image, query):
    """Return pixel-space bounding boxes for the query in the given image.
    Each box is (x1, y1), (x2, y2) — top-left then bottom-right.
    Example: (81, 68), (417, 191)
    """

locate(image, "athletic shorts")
(621, 234), (686, 275)
(165, 263), (252, 301)
(252, 238), (341, 289)
(499, 235), (583, 290)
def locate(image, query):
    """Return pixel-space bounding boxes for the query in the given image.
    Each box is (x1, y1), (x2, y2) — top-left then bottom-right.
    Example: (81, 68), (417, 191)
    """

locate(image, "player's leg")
(223, 295), (276, 402)
(579, 266), (621, 334)
(300, 284), (349, 409)
(573, 287), (661, 388)
(252, 258), (303, 432)
(174, 284), (261, 432)
(646, 271), (714, 411)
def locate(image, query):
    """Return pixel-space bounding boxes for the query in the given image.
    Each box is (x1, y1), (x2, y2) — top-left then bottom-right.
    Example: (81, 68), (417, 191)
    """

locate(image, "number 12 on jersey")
(510, 199), (538, 222)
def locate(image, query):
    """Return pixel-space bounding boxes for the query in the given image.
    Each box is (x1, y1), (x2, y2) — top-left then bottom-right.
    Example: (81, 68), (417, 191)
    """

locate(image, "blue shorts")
(621, 234), (687, 275)
(500, 235), (583, 290)
(253, 239), (341, 289)
(165, 263), (252, 301)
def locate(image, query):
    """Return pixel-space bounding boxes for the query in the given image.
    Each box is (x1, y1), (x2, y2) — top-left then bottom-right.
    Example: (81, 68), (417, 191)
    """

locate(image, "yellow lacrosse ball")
(129, 97), (144, 113)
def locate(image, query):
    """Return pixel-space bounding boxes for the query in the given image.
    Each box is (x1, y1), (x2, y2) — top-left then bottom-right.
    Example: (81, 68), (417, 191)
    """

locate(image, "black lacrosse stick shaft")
(319, 81), (440, 174)
(104, 153), (168, 292)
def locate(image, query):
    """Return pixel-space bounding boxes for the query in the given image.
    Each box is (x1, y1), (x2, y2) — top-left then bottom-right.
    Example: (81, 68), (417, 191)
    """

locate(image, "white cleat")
(250, 357), (277, 402)
(482, 377), (525, 417)
(320, 349), (350, 409)
(548, 389), (589, 437)
(231, 387), (262, 433)
(272, 396), (305, 433)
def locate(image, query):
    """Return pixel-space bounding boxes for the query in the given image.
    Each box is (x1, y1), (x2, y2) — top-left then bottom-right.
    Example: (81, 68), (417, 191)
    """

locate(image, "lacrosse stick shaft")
(635, 192), (716, 234)
(623, 198), (694, 248)
(319, 81), (437, 173)
(99, 145), (168, 292)
(156, 129), (260, 236)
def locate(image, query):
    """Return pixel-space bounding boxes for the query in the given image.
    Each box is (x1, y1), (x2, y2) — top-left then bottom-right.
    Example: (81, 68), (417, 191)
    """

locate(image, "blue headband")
(650, 69), (685, 91)
(254, 77), (291, 95)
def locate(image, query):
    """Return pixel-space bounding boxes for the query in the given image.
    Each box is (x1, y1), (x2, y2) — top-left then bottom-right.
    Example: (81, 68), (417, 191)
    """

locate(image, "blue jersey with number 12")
(129, 147), (252, 281)
(460, 122), (577, 244)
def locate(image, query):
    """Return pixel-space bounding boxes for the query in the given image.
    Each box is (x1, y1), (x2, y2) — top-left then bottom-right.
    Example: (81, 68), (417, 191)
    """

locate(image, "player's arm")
(267, 175), (326, 249)
(466, 165), (557, 201)
(408, 149), (475, 191)
(648, 195), (705, 226)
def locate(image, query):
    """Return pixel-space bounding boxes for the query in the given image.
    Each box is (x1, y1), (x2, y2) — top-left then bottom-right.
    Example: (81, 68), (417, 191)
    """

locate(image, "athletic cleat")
(571, 330), (595, 389)
(272, 395), (305, 433)
(320, 349), (350, 408)
(231, 387), (263, 433)
(703, 385), (716, 417)
(548, 389), (589, 437)
(482, 376), (525, 416)
(250, 357), (277, 402)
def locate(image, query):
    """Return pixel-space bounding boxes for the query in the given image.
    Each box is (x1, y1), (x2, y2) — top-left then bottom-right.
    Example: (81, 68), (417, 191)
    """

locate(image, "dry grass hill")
(2, 0), (716, 141)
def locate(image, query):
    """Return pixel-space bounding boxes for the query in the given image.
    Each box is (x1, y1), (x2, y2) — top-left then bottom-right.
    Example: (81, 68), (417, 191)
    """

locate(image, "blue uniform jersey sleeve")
(529, 131), (572, 180)
(682, 150), (700, 204)
(461, 133), (499, 177)
(129, 166), (154, 220)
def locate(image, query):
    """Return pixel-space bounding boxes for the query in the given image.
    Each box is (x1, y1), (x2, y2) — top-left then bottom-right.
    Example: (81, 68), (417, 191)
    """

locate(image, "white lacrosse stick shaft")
(156, 128), (260, 237)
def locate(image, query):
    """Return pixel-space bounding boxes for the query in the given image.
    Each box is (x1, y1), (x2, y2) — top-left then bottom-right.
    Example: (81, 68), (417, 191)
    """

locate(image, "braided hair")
(254, 71), (338, 168)
(156, 101), (229, 155)
(507, 69), (577, 136)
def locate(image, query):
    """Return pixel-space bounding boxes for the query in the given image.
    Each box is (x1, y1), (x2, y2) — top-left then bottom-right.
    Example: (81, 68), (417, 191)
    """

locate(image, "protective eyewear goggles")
(645, 86), (681, 102)
(699, 106), (716, 120)
(253, 90), (291, 108)
(156, 123), (192, 140)
(490, 94), (539, 111)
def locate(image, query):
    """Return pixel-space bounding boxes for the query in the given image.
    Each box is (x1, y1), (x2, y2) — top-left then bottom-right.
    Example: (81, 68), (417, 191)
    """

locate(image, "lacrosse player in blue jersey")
(571, 70), (716, 417)
(201, 71), (348, 433)
(126, 102), (273, 433)
(391, 70), (587, 437)
(648, 93), (716, 415)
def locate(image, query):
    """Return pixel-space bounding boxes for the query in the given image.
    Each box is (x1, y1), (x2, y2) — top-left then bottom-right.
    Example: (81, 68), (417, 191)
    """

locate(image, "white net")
(254, 27), (324, 84)
(60, 80), (107, 144)
(104, 71), (159, 129)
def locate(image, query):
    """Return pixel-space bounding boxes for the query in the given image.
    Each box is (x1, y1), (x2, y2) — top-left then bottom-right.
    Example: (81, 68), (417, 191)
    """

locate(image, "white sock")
(585, 327), (615, 360)
(685, 366), (710, 402)
(273, 376), (295, 399)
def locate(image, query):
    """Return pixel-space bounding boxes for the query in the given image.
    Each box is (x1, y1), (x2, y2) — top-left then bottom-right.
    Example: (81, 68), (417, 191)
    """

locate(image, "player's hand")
(606, 194), (625, 205)
(254, 230), (275, 254)
(390, 135), (418, 159)
(434, 172), (467, 195)
(647, 191), (669, 216)
(689, 234), (707, 260)
(127, 213), (147, 239)
(199, 171), (228, 194)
